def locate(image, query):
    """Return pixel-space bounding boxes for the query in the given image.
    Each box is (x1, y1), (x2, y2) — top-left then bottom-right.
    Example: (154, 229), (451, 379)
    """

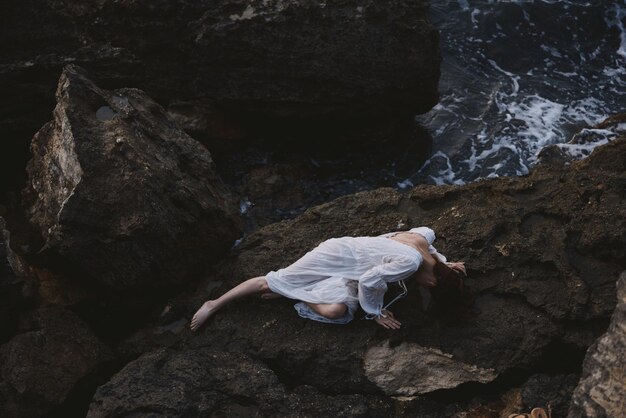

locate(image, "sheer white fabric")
(265, 227), (443, 324)
(379, 227), (447, 262)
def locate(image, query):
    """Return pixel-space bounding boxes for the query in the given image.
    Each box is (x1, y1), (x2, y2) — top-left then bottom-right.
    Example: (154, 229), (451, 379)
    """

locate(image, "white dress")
(265, 227), (447, 324)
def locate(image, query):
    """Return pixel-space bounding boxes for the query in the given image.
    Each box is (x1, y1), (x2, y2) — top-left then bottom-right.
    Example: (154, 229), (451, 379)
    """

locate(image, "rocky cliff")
(569, 272), (626, 418)
(86, 136), (625, 417)
(2, 85), (625, 416)
(1, 2), (625, 416)
(18, 65), (243, 295)
(0, 0), (440, 195)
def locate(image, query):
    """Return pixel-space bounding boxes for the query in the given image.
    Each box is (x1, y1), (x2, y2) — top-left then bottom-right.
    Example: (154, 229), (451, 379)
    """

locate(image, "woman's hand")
(447, 261), (467, 276)
(374, 309), (401, 329)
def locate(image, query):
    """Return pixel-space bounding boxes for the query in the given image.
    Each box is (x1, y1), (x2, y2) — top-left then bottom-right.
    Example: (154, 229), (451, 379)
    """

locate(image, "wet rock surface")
(569, 272), (626, 418)
(1, 3), (624, 411)
(12, 65), (242, 298)
(89, 138), (625, 416)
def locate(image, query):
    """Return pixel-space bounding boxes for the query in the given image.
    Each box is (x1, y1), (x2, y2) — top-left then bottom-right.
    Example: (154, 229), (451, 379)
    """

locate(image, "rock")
(98, 139), (626, 416)
(0, 218), (23, 343)
(241, 162), (315, 228)
(363, 341), (497, 397)
(15, 65), (242, 296)
(195, 138), (624, 406)
(88, 347), (392, 417)
(0, 304), (113, 417)
(0, 0), (440, 195)
(220, 119), (433, 229)
(568, 272), (626, 418)
(520, 374), (579, 417)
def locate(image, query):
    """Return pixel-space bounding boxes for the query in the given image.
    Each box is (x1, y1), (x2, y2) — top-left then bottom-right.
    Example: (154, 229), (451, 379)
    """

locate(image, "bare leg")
(305, 302), (348, 320)
(190, 276), (269, 331)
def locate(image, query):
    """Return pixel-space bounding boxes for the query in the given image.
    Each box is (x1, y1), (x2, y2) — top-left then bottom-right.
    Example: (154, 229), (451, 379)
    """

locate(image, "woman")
(190, 226), (467, 331)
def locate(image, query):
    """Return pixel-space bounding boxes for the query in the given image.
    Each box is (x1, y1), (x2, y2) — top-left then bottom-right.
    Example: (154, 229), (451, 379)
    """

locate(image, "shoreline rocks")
(0, 0), (441, 200)
(87, 137), (625, 417)
(2, 133), (623, 416)
(0, 219), (24, 344)
(13, 65), (243, 297)
(0, 304), (113, 417)
(569, 272), (626, 418)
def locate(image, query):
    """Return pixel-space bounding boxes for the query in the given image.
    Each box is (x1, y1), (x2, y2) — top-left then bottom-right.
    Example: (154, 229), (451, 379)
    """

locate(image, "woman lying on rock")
(190, 227), (468, 331)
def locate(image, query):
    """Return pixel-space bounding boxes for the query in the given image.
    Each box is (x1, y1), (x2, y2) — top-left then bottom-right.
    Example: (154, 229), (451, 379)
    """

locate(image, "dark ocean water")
(232, 0), (625, 226)
(400, 0), (626, 186)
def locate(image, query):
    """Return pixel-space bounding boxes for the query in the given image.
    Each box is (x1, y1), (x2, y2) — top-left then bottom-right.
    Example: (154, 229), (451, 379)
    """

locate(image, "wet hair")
(430, 259), (475, 320)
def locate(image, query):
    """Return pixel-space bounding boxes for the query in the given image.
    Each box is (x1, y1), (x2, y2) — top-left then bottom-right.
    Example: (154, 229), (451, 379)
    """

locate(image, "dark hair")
(430, 260), (475, 320)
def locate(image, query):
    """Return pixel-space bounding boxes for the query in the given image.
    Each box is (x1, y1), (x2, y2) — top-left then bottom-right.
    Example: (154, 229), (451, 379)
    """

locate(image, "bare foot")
(260, 291), (283, 300)
(190, 300), (217, 332)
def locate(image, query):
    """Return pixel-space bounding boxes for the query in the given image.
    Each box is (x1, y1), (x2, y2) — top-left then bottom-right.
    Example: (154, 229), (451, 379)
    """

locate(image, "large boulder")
(0, 304), (113, 417)
(568, 272), (626, 418)
(91, 138), (625, 415)
(0, 0), (440, 194)
(88, 347), (392, 417)
(14, 65), (242, 297)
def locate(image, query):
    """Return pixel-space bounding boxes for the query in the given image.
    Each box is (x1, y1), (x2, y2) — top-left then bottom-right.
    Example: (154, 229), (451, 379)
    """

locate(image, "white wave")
(602, 65), (626, 86)
(506, 95), (565, 149)
(540, 44), (563, 58)
(471, 9), (481, 26)
(505, 0), (592, 5)
(422, 94), (608, 186)
(553, 70), (579, 78)
(488, 59), (520, 95)
(562, 97), (607, 127)
(418, 151), (465, 186)
(416, 0), (622, 187)
(553, 127), (619, 161)
(239, 199), (252, 214)
(396, 178), (414, 189)
(556, 140), (611, 160)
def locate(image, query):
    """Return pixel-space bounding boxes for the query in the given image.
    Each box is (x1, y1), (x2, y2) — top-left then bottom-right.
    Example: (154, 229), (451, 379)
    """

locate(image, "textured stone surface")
(15, 65), (242, 295)
(569, 272), (626, 418)
(96, 138), (625, 416)
(0, 304), (113, 417)
(0, 218), (23, 343)
(364, 341), (497, 397)
(88, 347), (392, 417)
(0, 0), (440, 196)
(521, 374), (579, 418)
